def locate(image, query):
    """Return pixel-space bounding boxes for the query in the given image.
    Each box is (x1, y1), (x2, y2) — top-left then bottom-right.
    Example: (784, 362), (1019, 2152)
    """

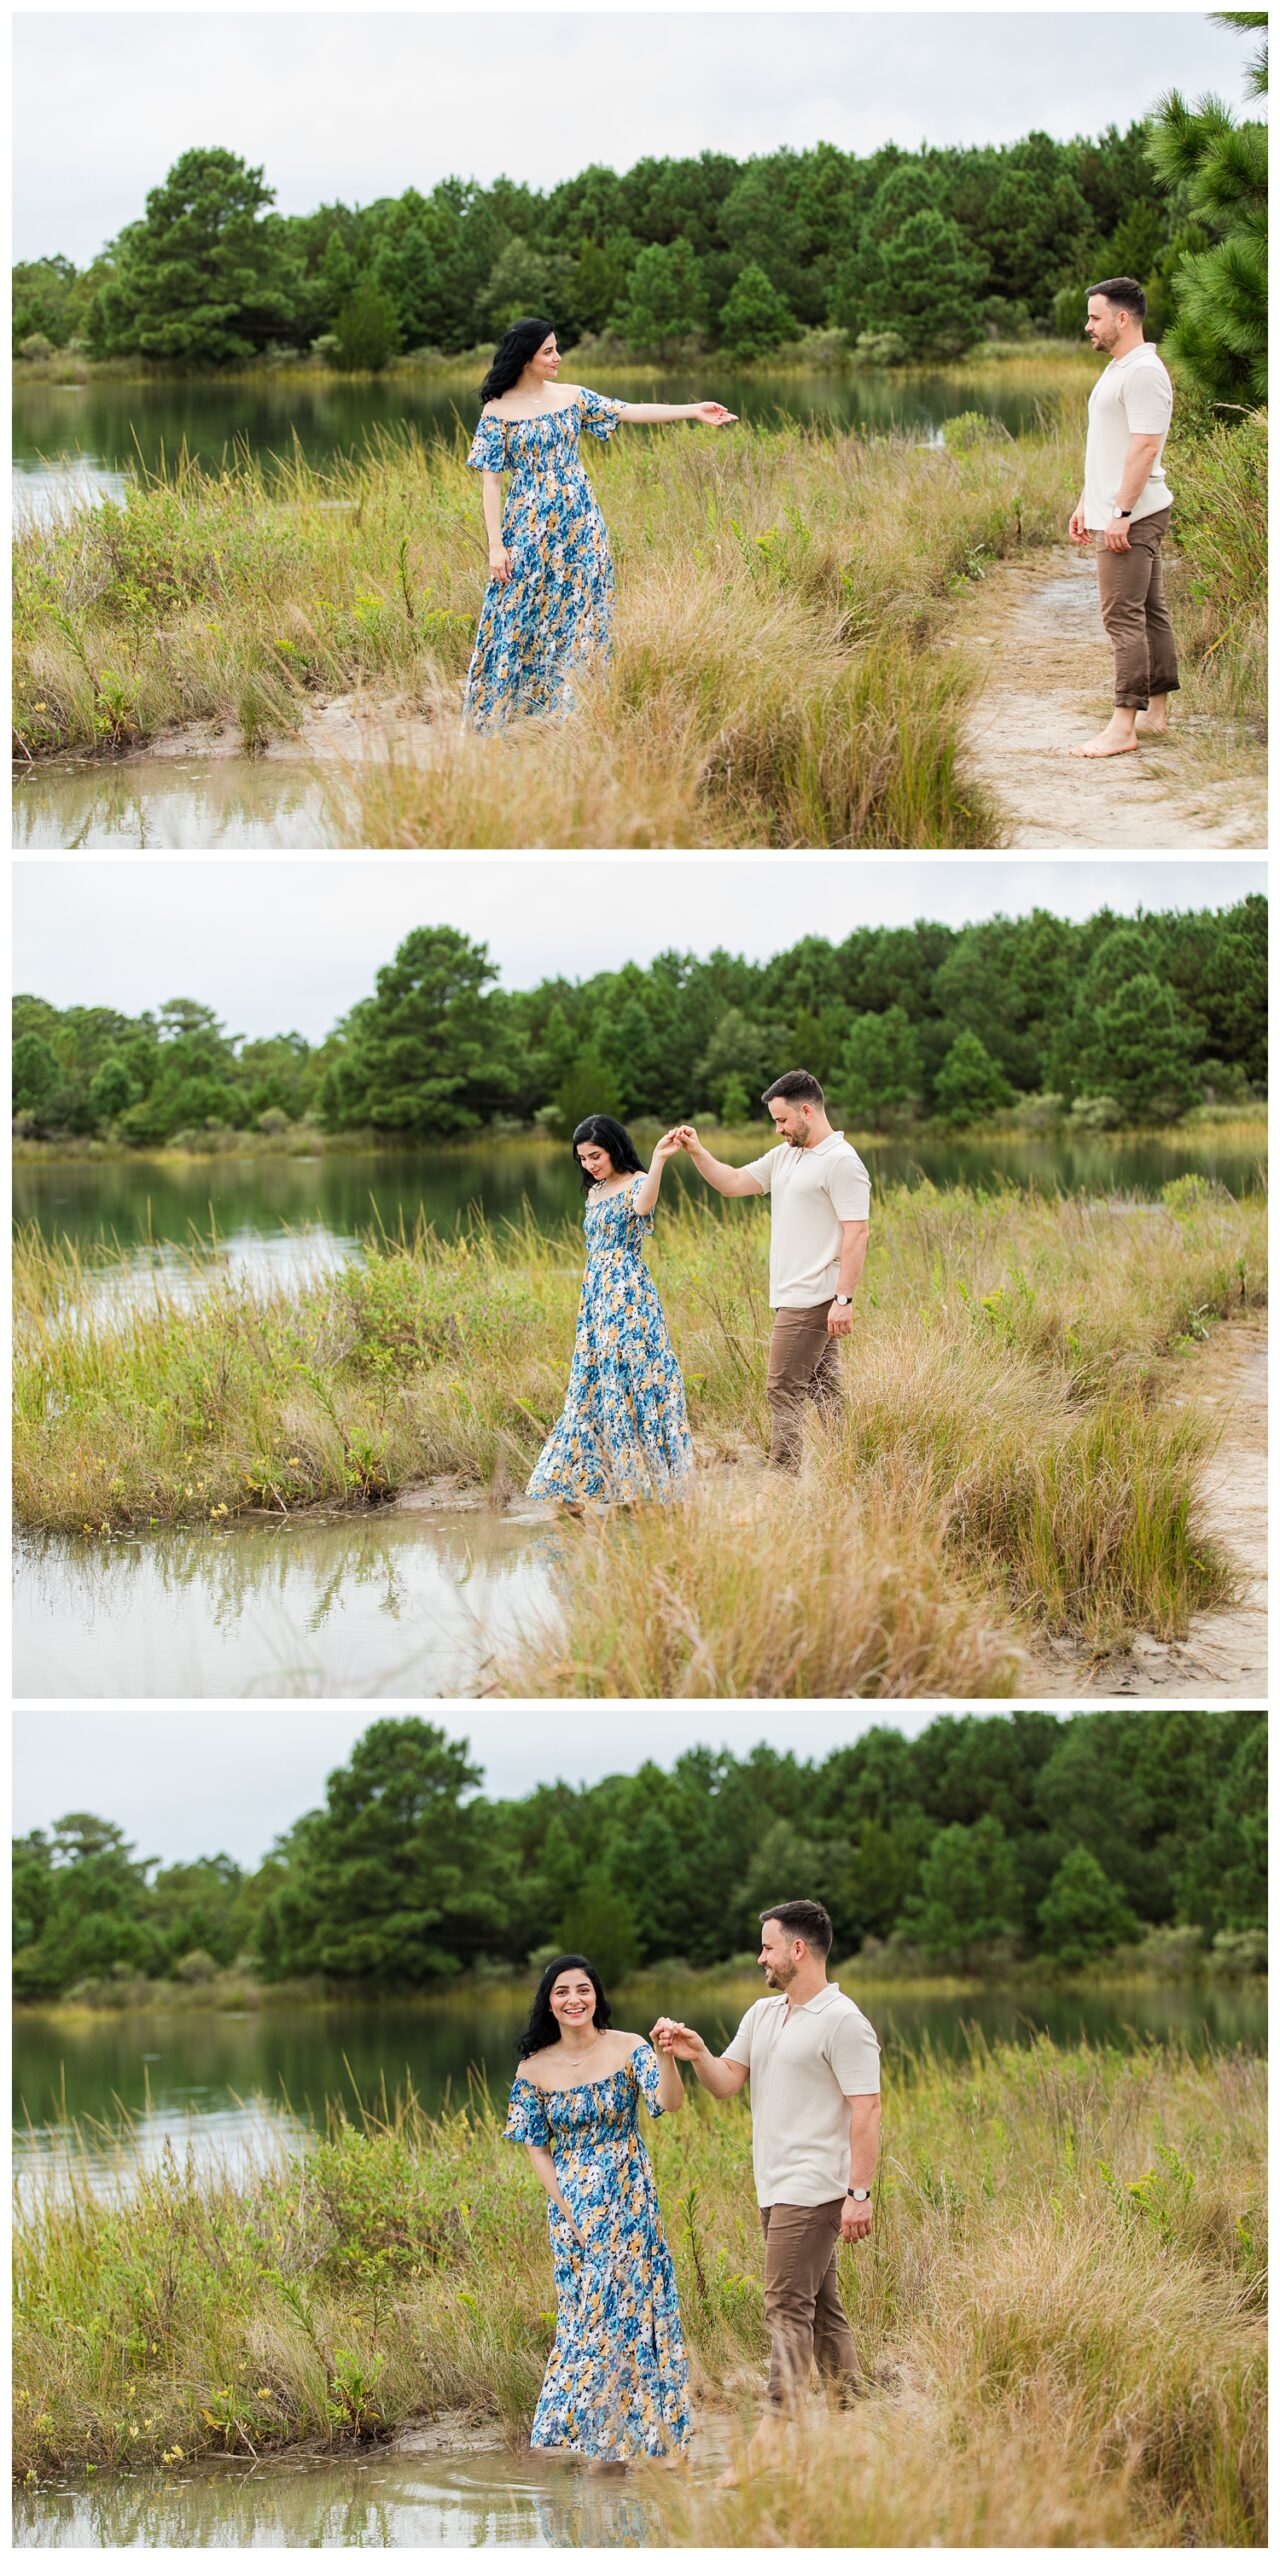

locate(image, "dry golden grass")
(13, 413), (1080, 847)
(13, 2037), (1266, 2546)
(13, 1182), (1264, 1690)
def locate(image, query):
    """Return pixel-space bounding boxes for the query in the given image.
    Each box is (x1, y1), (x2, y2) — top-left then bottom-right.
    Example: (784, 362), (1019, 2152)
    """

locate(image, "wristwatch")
(835, 1294), (854, 1306)
(848, 2186), (872, 2201)
(1111, 506), (1132, 519)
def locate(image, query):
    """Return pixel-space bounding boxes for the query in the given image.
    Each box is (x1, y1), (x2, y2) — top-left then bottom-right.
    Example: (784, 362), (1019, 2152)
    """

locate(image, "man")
(653, 1900), (881, 2477)
(1068, 275), (1180, 760)
(669, 1071), (870, 1469)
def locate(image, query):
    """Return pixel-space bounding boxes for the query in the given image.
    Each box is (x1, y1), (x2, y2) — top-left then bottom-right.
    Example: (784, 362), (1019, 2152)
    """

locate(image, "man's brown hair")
(762, 1070), (825, 1107)
(1086, 275), (1147, 321)
(760, 1898), (834, 1957)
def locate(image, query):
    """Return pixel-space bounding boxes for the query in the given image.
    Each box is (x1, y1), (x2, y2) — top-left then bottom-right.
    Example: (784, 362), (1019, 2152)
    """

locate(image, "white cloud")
(15, 12), (1257, 266)
(13, 1704), (1070, 1866)
(12, 858), (1264, 1044)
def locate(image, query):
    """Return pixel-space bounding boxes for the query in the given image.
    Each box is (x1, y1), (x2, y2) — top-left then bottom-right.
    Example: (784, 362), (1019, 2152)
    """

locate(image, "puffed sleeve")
(466, 415), (507, 472)
(504, 2074), (551, 2145)
(627, 1173), (656, 1236)
(632, 2039), (665, 2117)
(577, 387), (627, 442)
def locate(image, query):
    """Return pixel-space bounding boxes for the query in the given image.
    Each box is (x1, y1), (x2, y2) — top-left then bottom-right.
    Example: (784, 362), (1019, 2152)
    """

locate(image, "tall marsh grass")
(12, 1184), (1264, 1688)
(13, 415), (1080, 847)
(12, 2037), (1266, 2547)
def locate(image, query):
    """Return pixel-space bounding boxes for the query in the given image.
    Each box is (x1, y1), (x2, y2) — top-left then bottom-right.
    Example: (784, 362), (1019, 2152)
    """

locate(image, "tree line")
(10, 55), (1264, 391)
(11, 1711), (1264, 2002)
(12, 896), (1266, 1150)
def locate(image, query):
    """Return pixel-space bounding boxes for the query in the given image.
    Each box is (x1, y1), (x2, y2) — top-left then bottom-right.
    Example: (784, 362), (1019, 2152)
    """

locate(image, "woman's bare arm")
(617, 400), (736, 426)
(480, 471), (511, 583)
(633, 1133), (682, 1217)
(525, 2140), (585, 2241)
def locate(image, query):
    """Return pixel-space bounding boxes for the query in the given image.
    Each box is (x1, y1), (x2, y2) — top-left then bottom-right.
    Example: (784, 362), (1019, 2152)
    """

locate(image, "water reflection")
(13, 368), (1055, 523)
(12, 753), (333, 851)
(13, 1987), (1265, 2201)
(13, 1509), (561, 1700)
(13, 2437), (724, 2548)
(13, 1131), (1265, 1284)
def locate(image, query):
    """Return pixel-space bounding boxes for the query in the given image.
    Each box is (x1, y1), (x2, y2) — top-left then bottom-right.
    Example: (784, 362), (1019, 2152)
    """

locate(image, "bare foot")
(1134, 708), (1168, 736)
(1070, 715), (1140, 758)
(714, 2416), (787, 2487)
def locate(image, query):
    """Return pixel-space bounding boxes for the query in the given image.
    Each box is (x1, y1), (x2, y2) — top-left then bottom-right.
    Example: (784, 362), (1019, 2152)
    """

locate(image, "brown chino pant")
(759, 2200), (863, 2407)
(1094, 505), (1180, 710)
(766, 1301), (841, 1470)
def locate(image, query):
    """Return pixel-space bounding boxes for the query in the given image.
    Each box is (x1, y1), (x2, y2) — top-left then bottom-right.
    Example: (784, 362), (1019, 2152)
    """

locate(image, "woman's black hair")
(479, 317), (557, 405)
(571, 1115), (644, 1190)
(517, 1954), (613, 2059)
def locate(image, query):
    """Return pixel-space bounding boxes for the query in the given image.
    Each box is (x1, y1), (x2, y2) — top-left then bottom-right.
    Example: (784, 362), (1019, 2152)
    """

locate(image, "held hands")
(651, 1131), (685, 1165)
(693, 402), (737, 427)
(651, 2015), (705, 2060)
(489, 544), (514, 585)
(664, 1124), (699, 1153)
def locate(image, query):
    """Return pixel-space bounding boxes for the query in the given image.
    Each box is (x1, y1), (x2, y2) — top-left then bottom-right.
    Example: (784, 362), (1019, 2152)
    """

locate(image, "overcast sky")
(14, 11), (1258, 268)
(12, 858), (1262, 1044)
(13, 1705), (1077, 1866)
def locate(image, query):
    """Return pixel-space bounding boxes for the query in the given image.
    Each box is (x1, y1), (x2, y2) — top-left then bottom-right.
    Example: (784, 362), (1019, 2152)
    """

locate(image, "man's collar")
(787, 1980), (841, 2013)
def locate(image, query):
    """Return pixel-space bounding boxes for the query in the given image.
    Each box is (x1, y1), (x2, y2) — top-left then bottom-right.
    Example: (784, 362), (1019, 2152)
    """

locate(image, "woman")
(505, 1954), (691, 2465)
(528, 1117), (693, 1508)
(462, 317), (736, 730)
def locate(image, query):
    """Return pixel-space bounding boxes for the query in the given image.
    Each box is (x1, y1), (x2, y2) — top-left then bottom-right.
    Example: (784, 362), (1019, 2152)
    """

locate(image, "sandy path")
(1063, 1315), (1268, 1700)
(961, 548), (1266, 850)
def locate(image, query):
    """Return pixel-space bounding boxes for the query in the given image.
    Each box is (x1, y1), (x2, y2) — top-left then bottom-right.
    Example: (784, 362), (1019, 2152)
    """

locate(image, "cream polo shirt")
(1083, 344), (1174, 532)
(741, 1131), (872, 1310)
(723, 1983), (882, 2208)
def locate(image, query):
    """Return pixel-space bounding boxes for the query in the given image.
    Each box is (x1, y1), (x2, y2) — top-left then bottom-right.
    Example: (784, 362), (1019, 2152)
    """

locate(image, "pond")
(13, 1506), (560, 1702)
(12, 366), (1065, 527)
(14, 1129), (1265, 1303)
(13, 1983), (1265, 2203)
(13, 2428), (741, 2547)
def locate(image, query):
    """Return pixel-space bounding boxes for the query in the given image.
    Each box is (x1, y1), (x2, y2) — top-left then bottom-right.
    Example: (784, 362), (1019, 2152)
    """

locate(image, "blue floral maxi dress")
(528, 1176), (693, 1505)
(505, 2044), (692, 2459)
(461, 389), (627, 730)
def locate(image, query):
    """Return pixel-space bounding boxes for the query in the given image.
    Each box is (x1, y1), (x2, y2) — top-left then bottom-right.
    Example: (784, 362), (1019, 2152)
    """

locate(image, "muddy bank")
(12, 694), (424, 851)
(16, 552), (1266, 854)
(961, 548), (1266, 850)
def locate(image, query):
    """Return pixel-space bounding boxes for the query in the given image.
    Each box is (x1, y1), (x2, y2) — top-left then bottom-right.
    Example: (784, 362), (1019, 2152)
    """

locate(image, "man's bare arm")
(1116, 430), (1162, 513)
(840, 2093), (882, 2243)
(672, 1127), (765, 1199)
(651, 2017), (749, 2098)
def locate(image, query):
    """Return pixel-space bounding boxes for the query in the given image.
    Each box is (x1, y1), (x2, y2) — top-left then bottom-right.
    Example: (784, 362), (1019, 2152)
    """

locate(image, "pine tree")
(934, 1029), (1012, 1126)
(1147, 17), (1267, 404)
(332, 278), (401, 373)
(93, 148), (295, 364)
(718, 260), (797, 360)
(840, 1006), (924, 1127)
(1038, 1846), (1139, 1968)
(1083, 974), (1199, 1121)
(610, 240), (707, 356)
